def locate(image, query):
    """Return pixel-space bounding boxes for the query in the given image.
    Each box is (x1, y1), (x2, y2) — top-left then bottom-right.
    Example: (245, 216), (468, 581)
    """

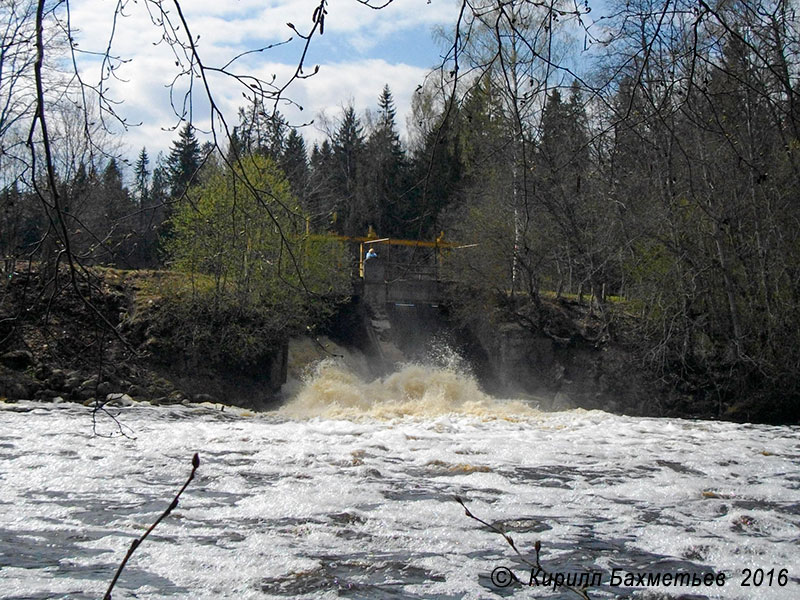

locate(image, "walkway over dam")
(314, 229), (473, 310)
(348, 230), (473, 310)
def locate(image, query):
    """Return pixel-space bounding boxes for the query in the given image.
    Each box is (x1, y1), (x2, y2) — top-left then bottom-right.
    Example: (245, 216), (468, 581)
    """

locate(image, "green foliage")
(167, 123), (202, 198)
(166, 153), (350, 334)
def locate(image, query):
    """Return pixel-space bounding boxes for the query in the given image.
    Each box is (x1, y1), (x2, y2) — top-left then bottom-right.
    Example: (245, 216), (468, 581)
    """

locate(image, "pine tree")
(133, 147), (150, 207)
(150, 153), (170, 210)
(332, 105), (367, 235)
(365, 85), (411, 237)
(236, 100), (287, 161)
(412, 105), (462, 236)
(308, 140), (337, 230)
(146, 153), (174, 267)
(166, 123), (202, 198)
(101, 158), (130, 221)
(281, 128), (309, 201)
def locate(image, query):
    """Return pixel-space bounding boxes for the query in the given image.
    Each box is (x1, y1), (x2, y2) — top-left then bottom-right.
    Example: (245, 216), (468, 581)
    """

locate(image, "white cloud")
(293, 59), (430, 141)
(63, 0), (460, 171)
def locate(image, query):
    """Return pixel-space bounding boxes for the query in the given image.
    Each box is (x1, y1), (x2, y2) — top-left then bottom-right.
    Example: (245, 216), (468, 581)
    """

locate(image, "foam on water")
(1, 363), (799, 600)
(280, 359), (538, 419)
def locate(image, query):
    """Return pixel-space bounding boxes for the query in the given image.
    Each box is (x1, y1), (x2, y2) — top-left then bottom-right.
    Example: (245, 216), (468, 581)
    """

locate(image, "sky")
(67, 0), (462, 169)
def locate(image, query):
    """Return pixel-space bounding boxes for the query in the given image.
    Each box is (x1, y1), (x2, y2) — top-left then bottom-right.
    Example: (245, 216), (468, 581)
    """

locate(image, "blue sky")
(68, 0), (461, 168)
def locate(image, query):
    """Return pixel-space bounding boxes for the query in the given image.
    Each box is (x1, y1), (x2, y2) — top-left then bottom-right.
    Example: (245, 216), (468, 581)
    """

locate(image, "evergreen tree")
(133, 147), (150, 207)
(281, 128), (310, 202)
(150, 153), (170, 211)
(66, 162), (89, 216)
(143, 155), (171, 266)
(442, 76), (520, 294)
(68, 158), (136, 265)
(101, 159), (131, 223)
(331, 104), (366, 235)
(308, 140), (337, 230)
(167, 123), (202, 198)
(365, 85), (412, 237)
(412, 105), (462, 236)
(456, 75), (510, 182)
(0, 181), (42, 256)
(534, 83), (606, 296)
(236, 100), (287, 161)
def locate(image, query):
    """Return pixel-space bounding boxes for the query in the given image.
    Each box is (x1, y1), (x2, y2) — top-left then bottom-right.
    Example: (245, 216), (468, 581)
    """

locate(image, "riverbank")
(1, 263), (796, 424)
(0, 265), (287, 410)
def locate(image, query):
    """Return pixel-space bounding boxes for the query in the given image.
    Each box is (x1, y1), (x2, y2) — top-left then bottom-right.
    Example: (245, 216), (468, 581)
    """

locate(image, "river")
(1, 360), (798, 599)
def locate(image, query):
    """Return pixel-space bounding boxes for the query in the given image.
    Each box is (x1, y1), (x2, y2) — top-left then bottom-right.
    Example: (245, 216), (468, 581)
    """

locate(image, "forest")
(1, 0), (799, 421)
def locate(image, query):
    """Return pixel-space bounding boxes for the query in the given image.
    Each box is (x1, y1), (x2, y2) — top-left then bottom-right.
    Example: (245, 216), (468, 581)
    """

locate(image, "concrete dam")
(356, 253), (450, 369)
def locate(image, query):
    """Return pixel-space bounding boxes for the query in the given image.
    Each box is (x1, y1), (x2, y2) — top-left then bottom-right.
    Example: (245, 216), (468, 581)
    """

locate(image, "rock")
(7, 382), (30, 399)
(52, 396), (66, 404)
(64, 371), (83, 389)
(164, 390), (186, 405)
(34, 363), (52, 380)
(105, 393), (133, 407)
(80, 375), (99, 389)
(127, 384), (147, 398)
(194, 393), (218, 404)
(34, 389), (59, 401)
(82, 397), (96, 407)
(47, 369), (66, 389)
(1, 350), (34, 370)
(96, 381), (112, 397)
(552, 391), (574, 410)
(148, 378), (173, 397)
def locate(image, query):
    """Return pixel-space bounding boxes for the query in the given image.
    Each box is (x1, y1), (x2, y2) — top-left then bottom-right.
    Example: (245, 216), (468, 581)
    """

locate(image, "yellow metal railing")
(306, 227), (474, 279)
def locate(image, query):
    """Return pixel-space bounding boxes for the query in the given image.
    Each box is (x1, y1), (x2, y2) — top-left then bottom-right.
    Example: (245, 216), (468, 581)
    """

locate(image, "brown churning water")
(279, 359), (539, 420)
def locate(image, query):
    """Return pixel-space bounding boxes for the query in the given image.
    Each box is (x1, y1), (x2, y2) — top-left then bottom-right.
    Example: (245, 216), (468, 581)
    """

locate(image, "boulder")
(80, 375), (99, 389)
(194, 393), (218, 404)
(34, 363), (52, 380)
(105, 393), (134, 407)
(6, 382), (30, 399)
(47, 369), (66, 390)
(1, 350), (34, 370)
(127, 384), (147, 398)
(33, 389), (59, 401)
(164, 390), (186, 404)
(76, 387), (94, 401)
(64, 371), (83, 389)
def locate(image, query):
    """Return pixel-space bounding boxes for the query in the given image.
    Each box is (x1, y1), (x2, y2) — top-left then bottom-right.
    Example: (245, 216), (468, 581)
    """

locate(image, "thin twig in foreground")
(104, 453), (200, 600)
(455, 496), (592, 599)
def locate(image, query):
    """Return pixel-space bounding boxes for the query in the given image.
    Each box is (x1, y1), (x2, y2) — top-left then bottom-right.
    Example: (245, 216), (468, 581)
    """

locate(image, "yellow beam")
(307, 233), (464, 249)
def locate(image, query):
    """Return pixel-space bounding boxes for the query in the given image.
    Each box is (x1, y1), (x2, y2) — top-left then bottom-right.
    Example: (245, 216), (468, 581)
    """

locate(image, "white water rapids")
(1, 360), (798, 599)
